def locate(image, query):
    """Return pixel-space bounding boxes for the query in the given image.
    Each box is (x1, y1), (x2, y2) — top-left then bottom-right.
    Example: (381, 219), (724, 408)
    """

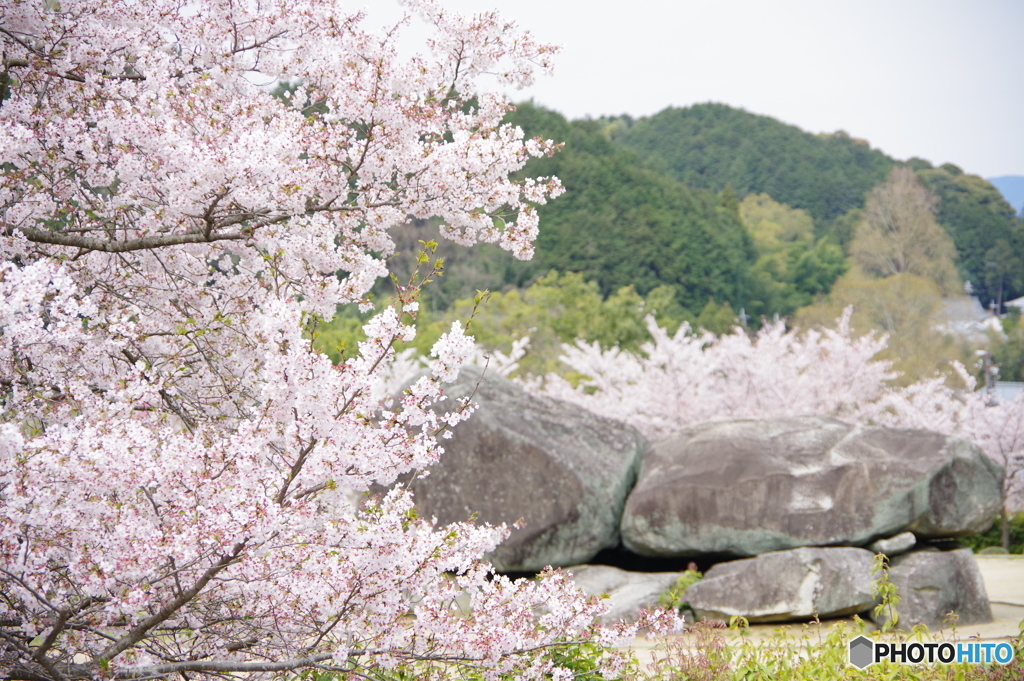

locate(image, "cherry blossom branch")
(2, 630), (73, 681)
(111, 639), (598, 679)
(95, 542), (247, 665)
(14, 226), (251, 253)
(0, 4), (579, 680)
(274, 439), (319, 504)
(32, 598), (100, 663)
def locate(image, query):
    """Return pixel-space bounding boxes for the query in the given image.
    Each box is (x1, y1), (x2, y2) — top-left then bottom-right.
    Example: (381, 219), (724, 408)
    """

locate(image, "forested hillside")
(507, 103), (756, 310)
(915, 162), (1023, 306)
(379, 102), (1020, 320)
(375, 103), (758, 314)
(610, 103), (895, 228)
(323, 100), (1024, 384)
(325, 104), (770, 369)
(610, 103), (1024, 307)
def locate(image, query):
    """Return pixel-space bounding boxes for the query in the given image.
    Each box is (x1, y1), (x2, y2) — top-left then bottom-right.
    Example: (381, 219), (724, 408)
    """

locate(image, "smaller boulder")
(687, 547), (876, 623)
(977, 546), (1009, 555)
(870, 548), (992, 630)
(565, 565), (681, 625)
(868, 532), (917, 557)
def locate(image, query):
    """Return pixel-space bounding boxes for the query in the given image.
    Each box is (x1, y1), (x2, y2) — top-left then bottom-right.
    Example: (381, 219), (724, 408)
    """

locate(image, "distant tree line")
(609, 103), (1024, 309)
(322, 101), (1024, 385)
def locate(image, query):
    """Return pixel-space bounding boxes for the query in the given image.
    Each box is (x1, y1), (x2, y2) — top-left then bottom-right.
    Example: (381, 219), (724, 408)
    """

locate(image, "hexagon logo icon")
(849, 635), (874, 669)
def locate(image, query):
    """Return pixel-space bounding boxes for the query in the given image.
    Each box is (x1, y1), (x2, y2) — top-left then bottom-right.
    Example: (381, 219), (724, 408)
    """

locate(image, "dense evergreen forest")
(606, 104), (1024, 309)
(610, 103), (895, 228)
(322, 100), (1024, 382)
(506, 103), (756, 309)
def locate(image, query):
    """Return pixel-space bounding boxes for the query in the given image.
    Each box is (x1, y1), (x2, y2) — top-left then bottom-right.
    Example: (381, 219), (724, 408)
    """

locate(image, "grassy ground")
(622, 618), (1024, 681)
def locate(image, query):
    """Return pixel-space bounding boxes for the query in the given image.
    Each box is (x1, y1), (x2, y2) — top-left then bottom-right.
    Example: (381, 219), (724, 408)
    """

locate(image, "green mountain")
(608, 103), (1024, 307)
(506, 102), (757, 312)
(917, 163), (1024, 305)
(610, 103), (895, 229)
(382, 102), (1021, 323)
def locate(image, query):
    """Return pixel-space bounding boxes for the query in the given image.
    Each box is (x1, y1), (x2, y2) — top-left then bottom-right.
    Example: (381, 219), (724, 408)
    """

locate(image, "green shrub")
(631, 618), (1024, 681)
(961, 511), (1024, 554)
(659, 567), (704, 611)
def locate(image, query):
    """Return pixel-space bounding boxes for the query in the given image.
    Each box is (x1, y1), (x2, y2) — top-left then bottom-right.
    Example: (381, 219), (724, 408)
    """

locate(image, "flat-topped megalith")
(621, 417), (1003, 558)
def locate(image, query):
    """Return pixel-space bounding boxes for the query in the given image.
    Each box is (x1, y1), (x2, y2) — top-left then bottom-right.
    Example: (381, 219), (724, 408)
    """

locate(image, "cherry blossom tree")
(538, 310), (895, 442)
(0, 1), (666, 679)
(538, 310), (1024, 514)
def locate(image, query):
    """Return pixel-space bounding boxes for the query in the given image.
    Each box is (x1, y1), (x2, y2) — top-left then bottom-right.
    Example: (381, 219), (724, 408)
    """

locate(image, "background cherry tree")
(537, 310), (894, 441)
(0, 1), (670, 679)
(537, 310), (1024, 517)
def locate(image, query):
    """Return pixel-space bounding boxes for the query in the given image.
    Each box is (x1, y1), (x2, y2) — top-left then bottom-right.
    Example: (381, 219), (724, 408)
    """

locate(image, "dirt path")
(962, 554), (1024, 640)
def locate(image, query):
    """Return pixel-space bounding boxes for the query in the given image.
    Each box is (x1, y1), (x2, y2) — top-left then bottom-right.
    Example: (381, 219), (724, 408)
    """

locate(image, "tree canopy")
(0, 3), (649, 680)
(606, 102), (1024, 313)
(506, 102), (757, 312)
(739, 194), (846, 320)
(851, 167), (961, 294)
(611, 103), (895, 228)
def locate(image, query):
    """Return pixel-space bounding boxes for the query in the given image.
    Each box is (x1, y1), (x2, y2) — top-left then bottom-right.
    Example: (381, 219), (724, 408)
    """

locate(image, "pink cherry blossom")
(0, 2), (651, 679)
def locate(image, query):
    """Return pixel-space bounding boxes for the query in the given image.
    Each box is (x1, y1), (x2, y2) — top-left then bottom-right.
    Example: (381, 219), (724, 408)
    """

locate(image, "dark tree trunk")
(1002, 506), (1011, 551)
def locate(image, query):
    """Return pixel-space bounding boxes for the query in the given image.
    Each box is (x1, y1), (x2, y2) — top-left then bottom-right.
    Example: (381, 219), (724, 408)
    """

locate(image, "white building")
(995, 381), (1024, 404)
(938, 295), (1003, 342)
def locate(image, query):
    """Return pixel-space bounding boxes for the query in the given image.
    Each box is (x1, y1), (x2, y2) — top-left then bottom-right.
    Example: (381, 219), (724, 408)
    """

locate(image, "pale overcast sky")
(370, 0), (1023, 179)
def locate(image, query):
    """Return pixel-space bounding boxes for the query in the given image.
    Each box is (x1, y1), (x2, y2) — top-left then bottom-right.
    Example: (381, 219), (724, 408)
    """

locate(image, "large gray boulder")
(869, 548), (992, 630)
(621, 417), (1003, 558)
(565, 565), (681, 625)
(686, 547), (877, 623)
(405, 366), (646, 572)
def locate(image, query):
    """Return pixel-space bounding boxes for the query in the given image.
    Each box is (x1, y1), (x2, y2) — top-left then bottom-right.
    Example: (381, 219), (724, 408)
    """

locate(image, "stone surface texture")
(686, 547), (877, 623)
(870, 548), (993, 630)
(405, 366), (646, 572)
(621, 417), (1004, 558)
(565, 565), (681, 625)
